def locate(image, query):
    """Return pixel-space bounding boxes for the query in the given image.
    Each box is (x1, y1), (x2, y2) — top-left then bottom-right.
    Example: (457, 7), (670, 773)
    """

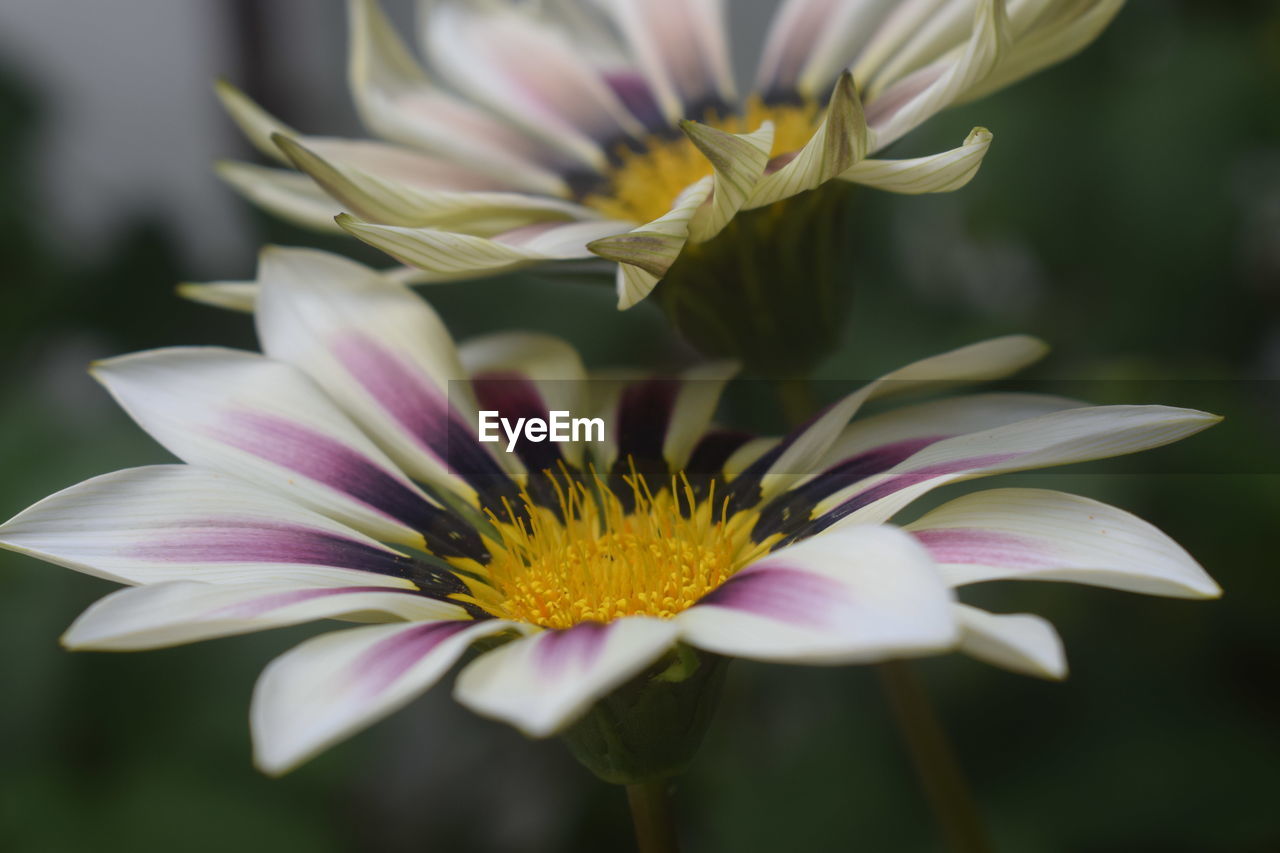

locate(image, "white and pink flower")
(1, 246), (1217, 775)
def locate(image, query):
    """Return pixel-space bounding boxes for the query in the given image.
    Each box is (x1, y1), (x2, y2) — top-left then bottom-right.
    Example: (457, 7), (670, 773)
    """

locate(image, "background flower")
(201, 0), (1118, 310)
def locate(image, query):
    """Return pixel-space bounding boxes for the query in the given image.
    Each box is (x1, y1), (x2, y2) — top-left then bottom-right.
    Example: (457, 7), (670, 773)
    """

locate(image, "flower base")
(653, 183), (857, 378)
(561, 646), (728, 785)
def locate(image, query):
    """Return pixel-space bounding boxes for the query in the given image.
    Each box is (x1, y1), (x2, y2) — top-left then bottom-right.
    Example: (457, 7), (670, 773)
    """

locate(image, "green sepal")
(560, 645), (728, 785)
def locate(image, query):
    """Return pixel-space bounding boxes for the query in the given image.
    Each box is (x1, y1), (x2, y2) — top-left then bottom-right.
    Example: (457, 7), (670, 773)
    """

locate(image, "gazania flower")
(201, 0), (1125, 313)
(2, 247), (1217, 776)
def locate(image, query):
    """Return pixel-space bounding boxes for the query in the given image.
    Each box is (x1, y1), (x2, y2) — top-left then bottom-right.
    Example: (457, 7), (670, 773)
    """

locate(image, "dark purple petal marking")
(607, 378), (681, 511)
(331, 332), (521, 516)
(696, 567), (846, 627)
(800, 453), (1020, 538)
(533, 622), (609, 678)
(209, 410), (486, 560)
(472, 371), (565, 474)
(722, 398), (840, 513)
(679, 429), (754, 511)
(208, 585), (418, 619)
(911, 528), (1057, 570)
(130, 523), (469, 596)
(613, 378), (680, 472)
(604, 71), (668, 133)
(352, 620), (476, 697)
(751, 436), (947, 542)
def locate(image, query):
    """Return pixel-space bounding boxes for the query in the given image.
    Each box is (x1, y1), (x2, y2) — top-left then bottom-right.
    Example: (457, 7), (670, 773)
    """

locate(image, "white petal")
(252, 618), (524, 774)
(596, 0), (736, 121)
(273, 134), (591, 234)
(961, 0), (1125, 103)
(954, 602), (1065, 679)
(819, 391), (1083, 471)
(62, 580), (463, 651)
(851, 0), (960, 94)
(864, 0), (1010, 150)
(254, 247), (517, 502)
(92, 348), (449, 547)
(841, 126), (992, 194)
(813, 406), (1222, 530)
(0, 466), (430, 587)
(453, 617), (679, 737)
(859, 0), (976, 98)
(738, 335), (1048, 501)
(588, 177), (714, 309)
(756, 0), (898, 99)
(675, 525), (957, 664)
(421, 1), (645, 169)
(177, 280), (258, 313)
(215, 80), (294, 164)
(349, 0), (569, 195)
(682, 120), (774, 243)
(215, 161), (345, 232)
(339, 217), (631, 282)
(906, 488), (1221, 598)
(745, 74), (870, 209)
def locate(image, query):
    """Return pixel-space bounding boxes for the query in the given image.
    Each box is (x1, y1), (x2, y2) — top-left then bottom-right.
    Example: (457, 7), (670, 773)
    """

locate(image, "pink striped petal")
(675, 525), (956, 664)
(453, 618), (678, 737)
(254, 248), (521, 510)
(92, 347), (456, 548)
(906, 488), (1220, 598)
(62, 580), (464, 651)
(0, 466), (464, 587)
(252, 618), (525, 774)
(811, 406), (1221, 533)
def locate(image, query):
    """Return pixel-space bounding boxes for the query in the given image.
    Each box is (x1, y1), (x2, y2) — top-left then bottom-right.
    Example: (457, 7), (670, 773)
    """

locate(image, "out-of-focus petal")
(954, 603), (1066, 679)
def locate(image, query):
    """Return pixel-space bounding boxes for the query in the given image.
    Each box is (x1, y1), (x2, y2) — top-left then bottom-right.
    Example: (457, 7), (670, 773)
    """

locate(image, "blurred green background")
(1, 2), (1277, 851)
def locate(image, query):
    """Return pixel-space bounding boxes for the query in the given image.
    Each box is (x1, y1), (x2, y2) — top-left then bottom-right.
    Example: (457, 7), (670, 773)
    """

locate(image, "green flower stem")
(626, 779), (680, 853)
(774, 377), (817, 429)
(770, 378), (990, 852)
(878, 661), (992, 853)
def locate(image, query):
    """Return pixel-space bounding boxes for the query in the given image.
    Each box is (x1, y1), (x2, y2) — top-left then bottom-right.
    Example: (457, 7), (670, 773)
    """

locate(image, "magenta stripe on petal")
(209, 410), (439, 531)
(130, 523), (469, 594)
(697, 567), (846, 627)
(752, 435), (950, 541)
(911, 528), (1058, 570)
(533, 622), (608, 678)
(331, 332), (513, 490)
(209, 585), (411, 619)
(132, 523), (411, 573)
(806, 452), (1020, 535)
(353, 620), (475, 697)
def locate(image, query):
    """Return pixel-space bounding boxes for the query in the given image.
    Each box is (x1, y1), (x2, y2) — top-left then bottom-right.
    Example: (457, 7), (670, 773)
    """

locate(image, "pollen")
(459, 469), (771, 630)
(583, 98), (821, 225)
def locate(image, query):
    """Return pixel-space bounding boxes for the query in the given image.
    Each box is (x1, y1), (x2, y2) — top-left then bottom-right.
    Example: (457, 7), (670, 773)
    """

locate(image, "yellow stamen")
(583, 97), (821, 225)
(455, 469), (772, 630)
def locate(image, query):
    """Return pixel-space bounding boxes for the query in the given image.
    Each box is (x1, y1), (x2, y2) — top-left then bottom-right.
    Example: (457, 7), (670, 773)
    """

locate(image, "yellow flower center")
(456, 471), (772, 630)
(582, 98), (822, 225)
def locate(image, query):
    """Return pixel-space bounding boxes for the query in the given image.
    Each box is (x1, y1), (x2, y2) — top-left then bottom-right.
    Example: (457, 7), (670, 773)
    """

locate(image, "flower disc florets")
(468, 470), (771, 630)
